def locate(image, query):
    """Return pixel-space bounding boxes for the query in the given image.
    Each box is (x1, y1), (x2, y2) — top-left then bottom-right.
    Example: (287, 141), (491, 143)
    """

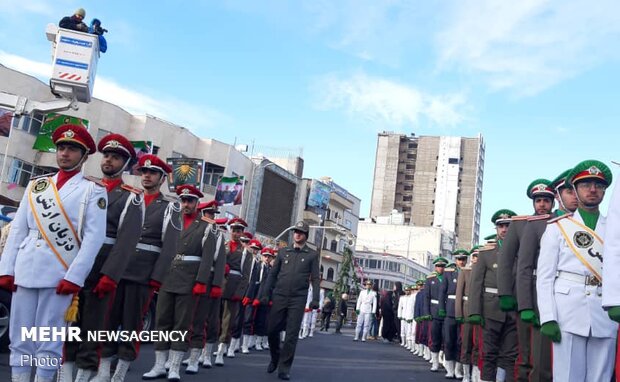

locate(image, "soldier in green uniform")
(516, 171), (578, 382)
(469, 209), (518, 382)
(497, 179), (554, 382)
(59, 134), (144, 382)
(425, 257), (449, 372)
(456, 245), (481, 382)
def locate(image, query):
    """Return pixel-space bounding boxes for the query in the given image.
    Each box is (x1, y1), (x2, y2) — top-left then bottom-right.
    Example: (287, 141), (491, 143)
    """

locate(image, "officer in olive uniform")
(215, 217), (253, 365)
(424, 257), (448, 372)
(497, 179), (554, 382)
(97, 154), (181, 382)
(261, 221), (320, 381)
(183, 200), (226, 369)
(61, 134), (144, 382)
(469, 209), (518, 382)
(143, 184), (217, 381)
(516, 171), (577, 382)
(440, 251), (469, 379)
(456, 246), (481, 382)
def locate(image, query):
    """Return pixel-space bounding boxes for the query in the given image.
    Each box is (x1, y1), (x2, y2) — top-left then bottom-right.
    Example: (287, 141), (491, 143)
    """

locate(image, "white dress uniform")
(536, 211), (618, 381)
(0, 173), (106, 380)
(300, 285), (313, 338)
(354, 288), (377, 341)
(603, 178), (620, 308)
(309, 288), (325, 335)
(398, 294), (407, 345)
(405, 291), (416, 347)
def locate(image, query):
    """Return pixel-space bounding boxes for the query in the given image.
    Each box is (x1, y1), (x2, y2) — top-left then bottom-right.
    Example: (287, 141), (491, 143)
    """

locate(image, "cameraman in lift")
(89, 18), (108, 53)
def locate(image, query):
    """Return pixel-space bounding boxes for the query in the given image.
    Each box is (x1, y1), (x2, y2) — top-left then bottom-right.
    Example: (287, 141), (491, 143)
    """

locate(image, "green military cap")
(416, 279), (425, 285)
(432, 257), (449, 266)
(551, 169), (572, 191)
(491, 209), (516, 225)
(484, 233), (497, 241)
(446, 262), (457, 269)
(526, 179), (555, 199)
(453, 249), (470, 259)
(567, 160), (612, 186)
(469, 245), (482, 257)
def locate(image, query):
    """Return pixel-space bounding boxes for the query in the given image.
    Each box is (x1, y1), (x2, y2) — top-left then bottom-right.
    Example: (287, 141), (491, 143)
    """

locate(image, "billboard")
(256, 171), (296, 237)
(166, 157), (204, 193)
(306, 179), (331, 210)
(215, 176), (244, 206)
(33, 113), (89, 152)
(126, 141), (153, 176)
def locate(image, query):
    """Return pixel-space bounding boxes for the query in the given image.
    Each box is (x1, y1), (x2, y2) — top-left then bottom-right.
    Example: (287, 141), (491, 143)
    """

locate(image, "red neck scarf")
(144, 192), (160, 207)
(183, 212), (198, 230)
(56, 169), (80, 190)
(102, 178), (123, 193)
(229, 240), (239, 253)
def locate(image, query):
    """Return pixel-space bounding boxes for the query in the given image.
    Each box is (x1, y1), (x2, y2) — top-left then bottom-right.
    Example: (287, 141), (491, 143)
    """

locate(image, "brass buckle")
(174, 254), (183, 261)
(585, 276), (601, 287)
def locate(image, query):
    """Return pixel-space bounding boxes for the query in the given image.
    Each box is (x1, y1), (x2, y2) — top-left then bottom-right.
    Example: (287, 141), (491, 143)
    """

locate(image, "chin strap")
(110, 156), (132, 178)
(64, 152), (88, 172)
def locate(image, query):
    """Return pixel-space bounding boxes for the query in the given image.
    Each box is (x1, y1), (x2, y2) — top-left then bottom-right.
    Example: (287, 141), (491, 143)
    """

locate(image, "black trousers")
(267, 295), (306, 374)
(242, 304), (257, 335)
(516, 318), (532, 382)
(254, 305), (270, 336)
(232, 303), (246, 339)
(335, 315), (345, 332)
(101, 280), (152, 361)
(320, 312), (332, 330)
(443, 317), (460, 361)
(430, 318), (444, 352)
(64, 289), (114, 370)
(481, 315), (518, 382)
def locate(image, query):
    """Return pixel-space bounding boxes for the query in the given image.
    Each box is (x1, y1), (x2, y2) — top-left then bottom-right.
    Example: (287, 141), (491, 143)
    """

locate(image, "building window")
(330, 240), (337, 252)
(4, 157), (54, 187)
(406, 154), (415, 159)
(369, 259), (377, 269)
(404, 185), (413, 191)
(202, 163), (225, 188)
(404, 175), (414, 180)
(12, 113), (44, 136)
(403, 196), (412, 202)
(327, 268), (335, 281)
(171, 151), (186, 158)
(448, 158), (459, 164)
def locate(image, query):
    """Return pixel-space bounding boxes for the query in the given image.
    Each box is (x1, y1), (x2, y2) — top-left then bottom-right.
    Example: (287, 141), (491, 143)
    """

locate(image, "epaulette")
(426, 274), (436, 279)
(201, 216), (215, 224)
(120, 184), (143, 194)
(84, 175), (106, 187)
(527, 214), (551, 221)
(480, 244), (497, 251)
(548, 213), (572, 224)
(162, 195), (178, 204)
(462, 266), (472, 271)
(511, 215), (530, 221)
(30, 172), (56, 180)
(445, 268), (455, 272)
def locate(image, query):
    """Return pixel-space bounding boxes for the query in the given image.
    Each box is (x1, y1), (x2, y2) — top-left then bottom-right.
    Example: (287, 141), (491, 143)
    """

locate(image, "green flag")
(33, 113), (89, 152)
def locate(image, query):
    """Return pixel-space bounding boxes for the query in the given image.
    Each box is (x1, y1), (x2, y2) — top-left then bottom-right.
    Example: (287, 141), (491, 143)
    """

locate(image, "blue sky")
(1, 1), (620, 241)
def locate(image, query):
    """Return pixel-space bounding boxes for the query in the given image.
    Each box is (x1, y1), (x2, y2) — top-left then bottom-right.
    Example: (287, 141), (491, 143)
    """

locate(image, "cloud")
(313, 72), (466, 128)
(0, 51), (229, 132)
(436, 0), (620, 96)
(0, 0), (56, 17)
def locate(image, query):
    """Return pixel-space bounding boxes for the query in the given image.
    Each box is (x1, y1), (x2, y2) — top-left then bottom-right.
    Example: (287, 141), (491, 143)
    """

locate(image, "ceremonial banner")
(33, 113), (89, 152)
(0, 108), (13, 137)
(126, 141), (153, 175)
(215, 176), (244, 206)
(166, 157), (204, 193)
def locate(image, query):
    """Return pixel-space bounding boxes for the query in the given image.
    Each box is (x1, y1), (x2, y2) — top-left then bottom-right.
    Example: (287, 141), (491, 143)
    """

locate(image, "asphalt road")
(0, 328), (451, 381)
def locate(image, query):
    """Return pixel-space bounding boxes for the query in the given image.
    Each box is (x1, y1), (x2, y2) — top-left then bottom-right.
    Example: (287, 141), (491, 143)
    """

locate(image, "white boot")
(33, 375), (54, 382)
(201, 343), (214, 368)
(280, 331), (286, 342)
(496, 367), (506, 382)
(57, 361), (74, 382)
(111, 359), (131, 382)
(90, 357), (113, 382)
(143, 350), (168, 380)
(430, 352), (439, 372)
(75, 368), (93, 382)
(167, 350), (184, 382)
(226, 338), (237, 358)
(11, 371), (31, 382)
(241, 335), (250, 354)
(214, 343), (226, 366)
(255, 336), (263, 351)
(472, 365), (481, 382)
(444, 360), (455, 378)
(248, 335), (256, 348)
(462, 364), (471, 382)
(424, 346), (431, 361)
(439, 350), (445, 366)
(262, 336), (270, 350)
(455, 362), (464, 379)
(185, 348), (201, 374)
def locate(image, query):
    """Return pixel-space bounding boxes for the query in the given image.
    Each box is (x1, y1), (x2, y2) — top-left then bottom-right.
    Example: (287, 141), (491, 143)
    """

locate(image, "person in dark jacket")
(368, 284), (381, 339)
(381, 290), (396, 342)
(393, 281), (404, 340)
(89, 18), (108, 53)
(59, 8), (88, 32)
(320, 294), (335, 331)
(335, 293), (348, 334)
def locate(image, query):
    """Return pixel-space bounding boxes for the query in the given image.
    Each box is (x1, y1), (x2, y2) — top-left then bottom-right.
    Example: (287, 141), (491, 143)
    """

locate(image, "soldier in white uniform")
(0, 124), (107, 382)
(397, 286), (409, 347)
(299, 284), (314, 339)
(603, 163), (620, 328)
(537, 160), (618, 382)
(309, 288), (325, 337)
(354, 280), (377, 342)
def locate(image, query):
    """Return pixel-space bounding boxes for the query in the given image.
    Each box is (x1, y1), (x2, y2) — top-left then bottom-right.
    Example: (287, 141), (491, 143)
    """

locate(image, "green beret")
(551, 169), (572, 191)
(526, 179), (554, 199)
(484, 233), (497, 241)
(453, 249), (470, 258)
(491, 209), (517, 224)
(567, 160), (612, 186)
(433, 257), (449, 266)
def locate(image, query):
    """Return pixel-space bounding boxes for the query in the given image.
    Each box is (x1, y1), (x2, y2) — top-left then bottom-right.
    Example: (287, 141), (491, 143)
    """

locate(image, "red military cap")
(215, 218), (229, 226)
(248, 239), (262, 250)
(97, 133), (136, 159)
(198, 200), (219, 213)
(228, 217), (248, 229)
(268, 247), (278, 256)
(52, 124), (97, 154)
(261, 247), (272, 255)
(138, 154), (173, 174)
(176, 184), (204, 199)
(240, 231), (253, 242)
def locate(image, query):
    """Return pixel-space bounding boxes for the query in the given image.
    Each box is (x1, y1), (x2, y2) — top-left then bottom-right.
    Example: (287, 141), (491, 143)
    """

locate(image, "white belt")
(28, 229), (42, 239)
(532, 269), (537, 276)
(556, 271), (601, 286)
(485, 287), (498, 294)
(174, 255), (201, 262)
(448, 295), (456, 300)
(103, 237), (116, 245)
(229, 270), (242, 276)
(136, 243), (162, 253)
(462, 296), (468, 301)
(431, 299), (439, 304)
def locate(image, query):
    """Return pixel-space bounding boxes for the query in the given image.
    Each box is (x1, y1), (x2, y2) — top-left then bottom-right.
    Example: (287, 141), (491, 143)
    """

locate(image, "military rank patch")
(574, 231), (594, 248)
(97, 198), (107, 209)
(32, 178), (50, 193)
